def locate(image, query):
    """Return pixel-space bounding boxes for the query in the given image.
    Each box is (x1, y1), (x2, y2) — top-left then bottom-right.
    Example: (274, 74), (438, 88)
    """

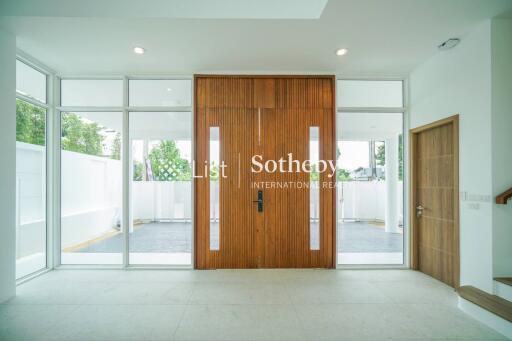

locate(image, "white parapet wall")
(132, 181), (192, 221)
(336, 181), (404, 224)
(60, 148), (122, 248)
(17, 142), (123, 250)
(17, 142), (404, 257)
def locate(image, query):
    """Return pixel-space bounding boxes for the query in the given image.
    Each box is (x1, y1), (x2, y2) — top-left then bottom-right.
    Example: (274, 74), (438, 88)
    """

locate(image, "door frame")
(409, 114), (460, 287)
(192, 74), (337, 269)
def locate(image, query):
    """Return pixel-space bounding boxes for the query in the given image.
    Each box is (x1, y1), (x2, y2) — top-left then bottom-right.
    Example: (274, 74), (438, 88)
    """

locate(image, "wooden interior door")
(410, 115), (459, 287)
(195, 75), (335, 269)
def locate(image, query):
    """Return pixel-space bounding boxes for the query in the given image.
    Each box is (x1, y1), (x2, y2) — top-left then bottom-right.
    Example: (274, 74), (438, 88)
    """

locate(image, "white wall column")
(0, 27), (16, 302)
(385, 134), (399, 233)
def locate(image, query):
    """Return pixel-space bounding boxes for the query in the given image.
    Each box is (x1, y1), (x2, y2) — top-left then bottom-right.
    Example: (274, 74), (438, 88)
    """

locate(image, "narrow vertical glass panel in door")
(60, 112), (123, 264)
(209, 127), (220, 251)
(336, 112), (404, 265)
(129, 112), (193, 265)
(15, 99), (47, 278)
(310, 127), (320, 250)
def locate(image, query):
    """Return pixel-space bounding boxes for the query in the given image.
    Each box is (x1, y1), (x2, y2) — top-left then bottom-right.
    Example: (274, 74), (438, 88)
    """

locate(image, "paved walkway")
(76, 221), (402, 253)
(338, 221), (403, 252)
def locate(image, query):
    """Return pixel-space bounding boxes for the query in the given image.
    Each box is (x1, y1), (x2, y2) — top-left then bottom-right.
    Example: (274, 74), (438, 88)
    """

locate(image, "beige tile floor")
(0, 269), (508, 340)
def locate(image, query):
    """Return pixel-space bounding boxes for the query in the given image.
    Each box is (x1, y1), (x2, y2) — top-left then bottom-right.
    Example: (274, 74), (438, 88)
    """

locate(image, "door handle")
(253, 190), (263, 212)
(416, 205), (424, 218)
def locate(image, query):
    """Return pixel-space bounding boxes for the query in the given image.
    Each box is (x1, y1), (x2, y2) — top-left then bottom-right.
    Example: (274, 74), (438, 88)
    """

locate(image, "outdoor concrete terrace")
(69, 221), (403, 265)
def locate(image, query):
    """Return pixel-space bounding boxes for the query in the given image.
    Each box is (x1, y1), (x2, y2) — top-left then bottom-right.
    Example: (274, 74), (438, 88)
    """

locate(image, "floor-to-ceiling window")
(55, 77), (405, 268)
(128, 79), (192, 265)
(336, 80), (405, 265)
(15, 59), (48, 278)
(60, 79), (124, 264)
(59, 78), (193, 266)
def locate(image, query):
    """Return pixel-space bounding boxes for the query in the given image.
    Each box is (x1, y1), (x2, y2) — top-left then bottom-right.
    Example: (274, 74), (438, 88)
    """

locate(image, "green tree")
(337, 169), (352, 181)
(310, 164), (351, 181)
(148, 140), (192, 181)
(61, 113), (103, 156)
(375, 136), (404, 180)
(133, 160), (144, 181)
(209, 163), (219, 181)
(376, 143), (385, 166)
(16, 99), (46, 146)
(310, 164), (319, 181)
(335, 146), (352, 181)
(111, 133), (121, 160)
(17, 103), (115, 158)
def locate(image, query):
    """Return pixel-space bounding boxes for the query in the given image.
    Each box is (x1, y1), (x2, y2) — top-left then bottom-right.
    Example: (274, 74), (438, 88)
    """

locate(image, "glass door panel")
(60, 112), (123, 265)
(337, 112), (404, 265)
(129, 112), (192, 265)
(15, 99), (47, 277)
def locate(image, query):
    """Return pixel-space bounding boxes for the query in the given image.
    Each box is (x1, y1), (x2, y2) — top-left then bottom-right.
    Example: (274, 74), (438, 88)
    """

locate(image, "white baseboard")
(458, 297), (512, 339)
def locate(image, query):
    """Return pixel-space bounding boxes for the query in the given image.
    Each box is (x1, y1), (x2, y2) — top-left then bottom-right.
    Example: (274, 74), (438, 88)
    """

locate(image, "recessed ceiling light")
(167, 88), (173, 92)
(133, 47), (145, 55)
(336, 48), (348, 56)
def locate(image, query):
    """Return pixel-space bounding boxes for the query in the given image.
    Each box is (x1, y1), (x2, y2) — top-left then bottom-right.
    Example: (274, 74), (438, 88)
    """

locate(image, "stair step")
(457, 285), (512, 322)
(494, 278), (512, 302)
(495, 277), (512, 287)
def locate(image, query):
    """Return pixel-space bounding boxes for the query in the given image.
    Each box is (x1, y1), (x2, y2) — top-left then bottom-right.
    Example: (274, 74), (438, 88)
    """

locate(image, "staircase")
(457, 280), (512, 338)
(457, 284), (512, 321)
(496, 188), (512, 204)
(495, 278), (512, 302)
(457, 188), (512, 338)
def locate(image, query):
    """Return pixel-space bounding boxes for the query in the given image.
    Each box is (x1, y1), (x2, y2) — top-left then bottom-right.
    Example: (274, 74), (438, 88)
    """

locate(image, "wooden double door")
(194, 75), (335, 269)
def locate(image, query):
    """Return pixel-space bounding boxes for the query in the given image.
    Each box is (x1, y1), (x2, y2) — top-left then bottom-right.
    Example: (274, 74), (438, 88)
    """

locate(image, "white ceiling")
(0, 0), (329, 19)
(2, 0), (512, 76)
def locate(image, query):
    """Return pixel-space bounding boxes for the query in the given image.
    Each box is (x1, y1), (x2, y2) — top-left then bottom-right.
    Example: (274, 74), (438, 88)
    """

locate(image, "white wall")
(132, 181), (192, 221)
(491, 18), (512, 278)
(0, 27), (16, 303)
(409, 21), (494, 292)
(132, 180), (403, 223)
(337, 181), (403, 223)
(61, 150), (122, 248)
(16, 142), (45, 258)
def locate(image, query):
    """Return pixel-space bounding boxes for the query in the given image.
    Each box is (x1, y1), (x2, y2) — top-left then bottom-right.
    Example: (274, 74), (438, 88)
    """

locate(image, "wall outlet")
(460, 191), (491, 203)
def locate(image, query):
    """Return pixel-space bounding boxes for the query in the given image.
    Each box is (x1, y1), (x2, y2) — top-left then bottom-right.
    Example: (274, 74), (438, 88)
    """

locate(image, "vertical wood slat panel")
(195, 75), (335, 269)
